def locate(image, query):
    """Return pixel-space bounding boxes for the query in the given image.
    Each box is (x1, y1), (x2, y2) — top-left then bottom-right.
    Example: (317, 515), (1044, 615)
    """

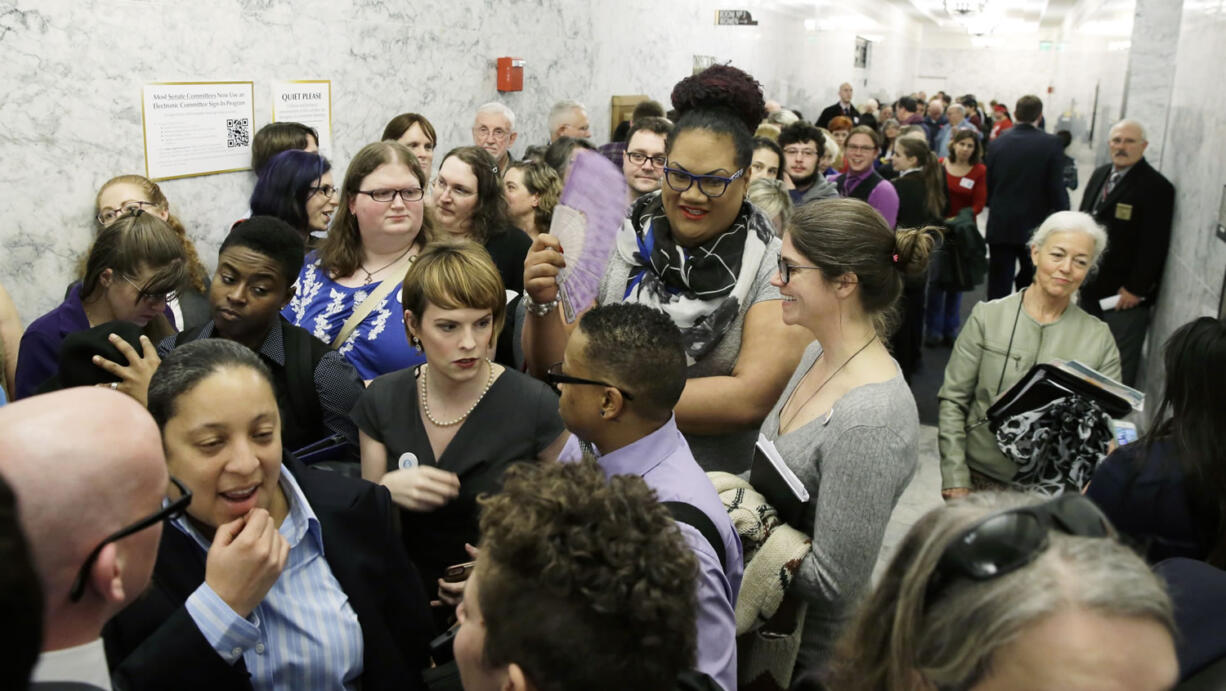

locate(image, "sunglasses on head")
(924, 494), (1114, 607)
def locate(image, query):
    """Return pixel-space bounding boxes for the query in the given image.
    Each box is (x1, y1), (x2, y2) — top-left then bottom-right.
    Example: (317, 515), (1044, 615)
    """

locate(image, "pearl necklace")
(419, 359), (495, 427)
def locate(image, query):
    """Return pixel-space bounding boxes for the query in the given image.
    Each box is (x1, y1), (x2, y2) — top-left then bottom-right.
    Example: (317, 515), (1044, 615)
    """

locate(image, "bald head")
(0, 389), (167, 642)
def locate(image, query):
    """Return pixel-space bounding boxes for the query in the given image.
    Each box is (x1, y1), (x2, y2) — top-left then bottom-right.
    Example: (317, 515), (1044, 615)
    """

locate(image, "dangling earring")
(410, 335), (422, 351)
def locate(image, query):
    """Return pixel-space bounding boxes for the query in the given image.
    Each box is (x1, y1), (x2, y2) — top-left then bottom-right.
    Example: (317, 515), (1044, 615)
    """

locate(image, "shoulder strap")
(330, 274), (402, 350)
(663, 501), (727, 572)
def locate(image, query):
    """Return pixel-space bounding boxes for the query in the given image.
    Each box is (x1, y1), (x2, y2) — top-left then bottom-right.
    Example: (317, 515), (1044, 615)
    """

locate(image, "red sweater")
(943, 161), (987, 217)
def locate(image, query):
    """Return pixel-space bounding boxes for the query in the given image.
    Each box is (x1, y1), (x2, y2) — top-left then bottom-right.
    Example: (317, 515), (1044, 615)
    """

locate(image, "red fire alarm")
(497, 58), (524, 92)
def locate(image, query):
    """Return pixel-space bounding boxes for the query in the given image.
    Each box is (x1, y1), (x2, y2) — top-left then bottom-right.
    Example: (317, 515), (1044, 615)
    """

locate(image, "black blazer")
(984, 124), (1070, 245)
(102, 457), (434, 691)
(1077, 157), (1175, 313)
(816, 102), (860, 129)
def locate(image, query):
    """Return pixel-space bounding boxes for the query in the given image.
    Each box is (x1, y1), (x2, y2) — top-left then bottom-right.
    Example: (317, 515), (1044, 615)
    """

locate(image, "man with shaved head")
(1, 388), (169, 689)
(816, 82), (860, 128)
(1078, 119), (1175, 386)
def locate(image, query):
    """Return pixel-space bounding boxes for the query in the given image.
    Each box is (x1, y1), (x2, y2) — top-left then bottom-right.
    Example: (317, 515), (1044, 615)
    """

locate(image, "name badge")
(1115, 203), (1133, 221)
(959, 177), (976, 190)
(398, 452), (419, 470)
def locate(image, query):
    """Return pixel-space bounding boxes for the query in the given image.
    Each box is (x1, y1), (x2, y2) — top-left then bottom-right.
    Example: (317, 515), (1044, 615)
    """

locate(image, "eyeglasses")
(776, 253), (822, 284)
(309, 184), (338, 198)
(69, 476), (192, 602)
(845, 144), (877, 153)
(97, 200), (157, 225)
(545, 362), (635, 401)
(625, 151), (667, 168)
(432, 178), (476, 200)
(473, 125), (511, 142)
(662, 167), (744, 198)
(782, 147), (818, 159)
(924, 494), (1113, 608)
(356, 188), (425, 203)
(122, 275), (177, 304)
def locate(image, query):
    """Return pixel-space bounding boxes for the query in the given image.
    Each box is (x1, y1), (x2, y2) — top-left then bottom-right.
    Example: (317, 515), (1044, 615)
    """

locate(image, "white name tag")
(959, 177), (976, 190)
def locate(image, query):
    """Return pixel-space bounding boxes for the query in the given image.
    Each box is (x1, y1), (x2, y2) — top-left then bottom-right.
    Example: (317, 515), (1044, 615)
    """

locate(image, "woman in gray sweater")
(763, 198), (933, 674)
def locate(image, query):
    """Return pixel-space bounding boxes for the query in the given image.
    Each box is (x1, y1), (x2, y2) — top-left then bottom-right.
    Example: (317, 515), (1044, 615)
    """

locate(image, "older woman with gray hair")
(937, 211), (1121, 498)
(821, 492), (1178, 690)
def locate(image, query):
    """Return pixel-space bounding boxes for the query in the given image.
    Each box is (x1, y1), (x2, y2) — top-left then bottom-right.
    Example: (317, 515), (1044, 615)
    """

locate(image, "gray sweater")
(760, 341), (920, 673)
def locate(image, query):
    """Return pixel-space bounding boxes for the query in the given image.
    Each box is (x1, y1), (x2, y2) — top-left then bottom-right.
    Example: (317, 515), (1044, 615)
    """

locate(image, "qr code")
(226, 117), (250, 148)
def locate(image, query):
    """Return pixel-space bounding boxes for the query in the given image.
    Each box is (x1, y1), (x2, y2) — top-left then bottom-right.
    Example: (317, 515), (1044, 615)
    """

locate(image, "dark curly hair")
(668, 64), (765, 169)
(579, 303), (686, 418)
(437, 146), (510, 244)
(475, 459), (698, 691)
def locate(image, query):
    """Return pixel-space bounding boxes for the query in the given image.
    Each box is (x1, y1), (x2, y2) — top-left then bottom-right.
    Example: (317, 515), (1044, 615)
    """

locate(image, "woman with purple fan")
(523, 65), (810, 473)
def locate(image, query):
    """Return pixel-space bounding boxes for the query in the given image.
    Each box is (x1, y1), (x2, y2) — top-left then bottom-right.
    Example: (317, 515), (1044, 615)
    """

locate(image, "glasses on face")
(432, 178), (476, 200)
(122, 275), (177, 304)
(97, 200), (157, 225)
(924, 494), (1113, 609)
(473, 125), (510, 142)
(626, 151), (667, 168)
(309, 184), (338, 199)
(69, 476), (192, 602)
(845, 144), (877, 153)
(356, 188), (425, 203)
(776, 252), (822, 284)
(782, 147), (818, 159)
(662, 167), (744, 198)
(545, 362), (635, 401)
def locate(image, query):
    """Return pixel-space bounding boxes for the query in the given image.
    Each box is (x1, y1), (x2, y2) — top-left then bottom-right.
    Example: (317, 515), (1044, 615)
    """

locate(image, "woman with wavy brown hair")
(281, 141), (433, 381)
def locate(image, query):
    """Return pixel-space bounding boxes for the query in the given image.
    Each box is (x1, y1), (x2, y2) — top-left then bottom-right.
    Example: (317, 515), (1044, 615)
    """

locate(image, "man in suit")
(1078, 119), (1175, 386)
(0, 388), (170, 690)
(816, 82), (860, 129)
(985, 94), (1070, 299)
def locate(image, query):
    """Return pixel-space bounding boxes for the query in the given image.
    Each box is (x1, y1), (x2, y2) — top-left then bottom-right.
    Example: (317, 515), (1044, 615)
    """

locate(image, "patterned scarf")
(619, 193), (773, 364)
(995, 395), (1113, 496)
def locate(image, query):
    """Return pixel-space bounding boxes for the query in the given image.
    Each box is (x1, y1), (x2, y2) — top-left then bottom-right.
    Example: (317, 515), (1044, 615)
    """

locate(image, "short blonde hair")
(401, 241), (507, 347)
(746, 178), (792, 235)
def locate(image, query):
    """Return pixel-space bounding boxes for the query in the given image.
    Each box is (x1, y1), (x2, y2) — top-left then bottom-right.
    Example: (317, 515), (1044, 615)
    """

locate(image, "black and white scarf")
(995, 395), (1113, 496)
(619, 193), (773, 364)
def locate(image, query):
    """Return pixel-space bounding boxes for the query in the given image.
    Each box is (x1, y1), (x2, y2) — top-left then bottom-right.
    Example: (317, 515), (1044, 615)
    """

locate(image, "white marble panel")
(1121, 0), (1183, 166)
(1142, 0), (1226, 407)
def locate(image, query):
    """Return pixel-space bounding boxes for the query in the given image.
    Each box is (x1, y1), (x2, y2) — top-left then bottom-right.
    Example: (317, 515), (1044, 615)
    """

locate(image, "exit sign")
(716, 10), (758, 25)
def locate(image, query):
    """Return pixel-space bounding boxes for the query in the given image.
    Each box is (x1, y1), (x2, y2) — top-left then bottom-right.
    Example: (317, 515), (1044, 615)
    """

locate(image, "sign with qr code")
(271, 80), (332, 158)
(141, 81), (255, 181)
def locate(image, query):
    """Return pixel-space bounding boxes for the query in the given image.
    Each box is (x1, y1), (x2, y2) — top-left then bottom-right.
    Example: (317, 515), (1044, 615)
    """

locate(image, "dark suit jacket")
(102, 458), (434, 691)
(816, 102), (859, 129)
(1077, 157), (1175, 313)
(985, 123), (1070, 245)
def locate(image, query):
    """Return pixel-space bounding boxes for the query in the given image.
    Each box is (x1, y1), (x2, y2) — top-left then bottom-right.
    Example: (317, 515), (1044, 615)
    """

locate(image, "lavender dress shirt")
(560, 417), (743, 691)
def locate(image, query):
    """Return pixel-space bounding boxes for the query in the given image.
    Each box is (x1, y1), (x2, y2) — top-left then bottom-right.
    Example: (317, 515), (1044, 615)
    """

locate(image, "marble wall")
(0, 0), (929, 321)
(1139, 0), (1226, 410)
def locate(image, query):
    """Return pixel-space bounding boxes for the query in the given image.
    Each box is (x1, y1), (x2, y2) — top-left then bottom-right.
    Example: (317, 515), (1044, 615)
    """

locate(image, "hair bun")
(893, 226), (936, 277)
(670, 65), (765, 134)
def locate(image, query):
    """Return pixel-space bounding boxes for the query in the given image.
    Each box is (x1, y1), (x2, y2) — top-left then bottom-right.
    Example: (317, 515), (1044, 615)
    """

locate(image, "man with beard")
(778, 122), (837, 208)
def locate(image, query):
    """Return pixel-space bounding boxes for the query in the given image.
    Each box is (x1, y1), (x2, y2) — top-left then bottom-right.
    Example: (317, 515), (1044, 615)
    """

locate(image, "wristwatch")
(523, 293), (559, 316)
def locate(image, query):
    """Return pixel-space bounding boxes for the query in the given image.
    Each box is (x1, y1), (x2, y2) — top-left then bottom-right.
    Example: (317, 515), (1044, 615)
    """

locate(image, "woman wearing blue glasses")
(821, 493), (1178, 690)
(523, 65), (810, 474)
(282, 141), (432, 381)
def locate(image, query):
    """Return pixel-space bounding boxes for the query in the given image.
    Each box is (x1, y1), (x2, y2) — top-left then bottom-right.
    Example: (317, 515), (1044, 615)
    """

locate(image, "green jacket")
(937, 291), (1121, 488)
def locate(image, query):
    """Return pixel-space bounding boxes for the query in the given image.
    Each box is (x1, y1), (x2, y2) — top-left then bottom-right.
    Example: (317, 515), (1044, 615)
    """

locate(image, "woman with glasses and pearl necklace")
(282, 141), (431, 382)
(352, 241), (565, 620)
(766, 198), (932, 673)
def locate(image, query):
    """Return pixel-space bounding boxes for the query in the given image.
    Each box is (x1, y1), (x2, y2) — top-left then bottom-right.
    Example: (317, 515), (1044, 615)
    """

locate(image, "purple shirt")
(830, 168), (900, 228)
(560, 417), (743, 691)
(14, 283), (91, 399)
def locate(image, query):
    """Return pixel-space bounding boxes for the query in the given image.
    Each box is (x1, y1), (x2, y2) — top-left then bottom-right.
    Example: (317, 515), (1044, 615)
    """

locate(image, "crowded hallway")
(2, 0), (1226, 689)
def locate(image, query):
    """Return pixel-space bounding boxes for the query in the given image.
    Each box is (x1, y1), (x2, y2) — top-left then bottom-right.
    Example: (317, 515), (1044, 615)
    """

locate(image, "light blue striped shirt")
(176, 468), (365, 690)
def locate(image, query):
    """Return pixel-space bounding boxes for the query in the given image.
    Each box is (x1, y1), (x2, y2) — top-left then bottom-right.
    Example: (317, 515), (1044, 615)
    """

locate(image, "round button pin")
(398, 452), (419, 470)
